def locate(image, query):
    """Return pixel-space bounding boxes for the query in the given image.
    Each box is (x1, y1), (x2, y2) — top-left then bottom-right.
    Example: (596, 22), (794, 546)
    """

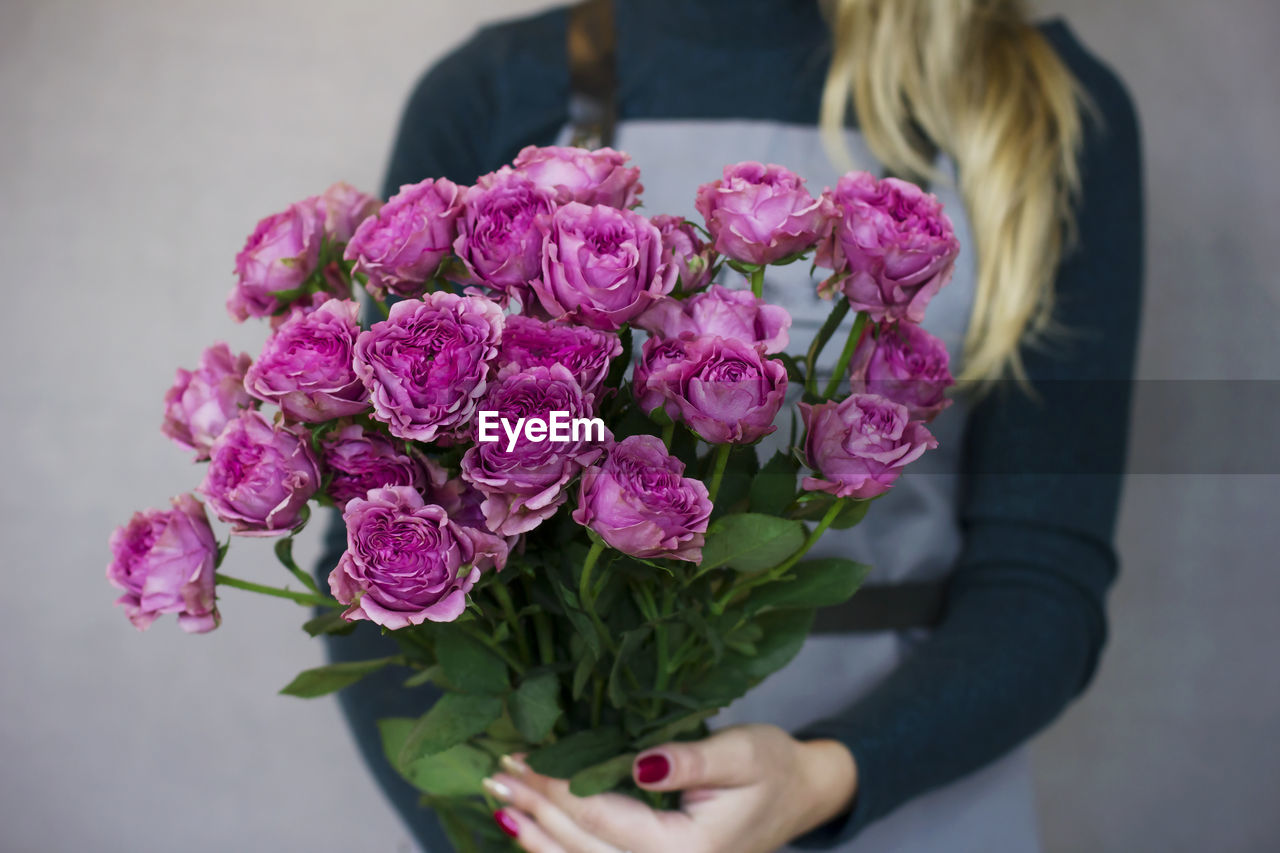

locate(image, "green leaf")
(572, 653), (597, 701)
(403, 665), (444, 688)
(569, 752), (637, 796)
(737, 609), (815, 680)
(301, 609), (357, 637)
(699, 514), (805, 573)
(435, 629), (510, 695)
(750, 452), (800, 517)
(379, 718), (492, 797)
(634, 709), (714, 750)
(399, 692), (503, 763)
(830, 498), (872, 530)
(526, 727), (626, 779)
(278, 657), (395, 698)
(608, 627), (652, 708)
(510, 672), (563, 743)
(747, 558), (872, 611)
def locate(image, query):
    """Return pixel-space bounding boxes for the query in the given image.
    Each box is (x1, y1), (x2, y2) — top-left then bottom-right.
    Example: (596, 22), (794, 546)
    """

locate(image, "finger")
(633, 727), (760, 792)
(486, 771), (620, 853)
(493, 806), (566, 853)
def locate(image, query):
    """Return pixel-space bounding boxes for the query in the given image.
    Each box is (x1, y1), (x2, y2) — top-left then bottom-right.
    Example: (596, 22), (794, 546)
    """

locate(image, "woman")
(319, 0), (1143, 850)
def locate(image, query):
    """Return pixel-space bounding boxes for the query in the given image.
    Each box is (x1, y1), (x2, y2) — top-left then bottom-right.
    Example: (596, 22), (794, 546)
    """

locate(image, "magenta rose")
(496, 314), (622, 395)
(651, 214), (716, 293)
(227, 197), (325, 322)
(344, 177), (464, 300)
(454, 168), (556, 304)
(244, 299), (369, 422)
(637, 284), (792, 355)
(800, 393), (937, 499)
(631, 335), (691, 415)
(318, 181), (380, 243)
(847, 321), (954, 422)
(512, 145), (642, 208)
(461, 364), (606, 536)
(532, 202), (676, 330)
(199, 409), (321, 535)
(572, 435), (711, 562)
(106, 494), (220, 633)
(354, 292), (504, 442)
(329, 486), (508, 628)
(639, 335), (787, 444)
(162, 342), (254, 459)
(320, 423), (429, 506)
(816, 172), (959, 323)
(694, 162), (832, 266)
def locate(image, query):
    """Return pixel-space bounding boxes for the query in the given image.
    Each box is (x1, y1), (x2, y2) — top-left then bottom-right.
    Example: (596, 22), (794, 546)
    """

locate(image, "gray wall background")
(1, 1), (1275, 851)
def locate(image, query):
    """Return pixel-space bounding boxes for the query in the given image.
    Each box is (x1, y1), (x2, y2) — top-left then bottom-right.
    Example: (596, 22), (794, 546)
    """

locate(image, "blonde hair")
(819, 0), (1084, 383)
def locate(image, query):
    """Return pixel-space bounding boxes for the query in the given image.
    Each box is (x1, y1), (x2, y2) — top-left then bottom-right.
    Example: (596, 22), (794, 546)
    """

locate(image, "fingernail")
(493, 808), (519, 839)
(482, 777), (512, 800)
(635, 753), (670, 784)
(500, 754), (528, 775)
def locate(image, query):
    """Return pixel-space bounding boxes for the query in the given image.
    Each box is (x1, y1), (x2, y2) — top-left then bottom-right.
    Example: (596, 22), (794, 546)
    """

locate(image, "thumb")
(632, 727), (759, 792)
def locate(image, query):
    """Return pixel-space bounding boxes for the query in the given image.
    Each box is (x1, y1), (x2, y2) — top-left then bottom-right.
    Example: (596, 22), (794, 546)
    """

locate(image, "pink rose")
(318, 181), (380, 243)
(106, 494), (220, 633)
(637, 284), (792, 355)
(533, 202), (676, 331)
(651, 214), (716, 293)
(227, 198), (325, 322)
(454, 168), (556, 305)
(162, 342), (255, 460)
(344, 178), (464, 300)
(847, 320), (954, 422)
(694, 162), (832, 266)
(816, 172), (959, 323)
(244, 299), (369, 422)
(800, 393), (937, 499)
(632, 336), (692, 416)
(496, 314), (622, 395)
(320, 423), (429, 506)
(512, 145), (642, 208)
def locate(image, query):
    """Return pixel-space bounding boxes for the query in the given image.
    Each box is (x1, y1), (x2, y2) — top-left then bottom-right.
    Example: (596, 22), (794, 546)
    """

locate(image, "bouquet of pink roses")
(107, 146), (958, 851)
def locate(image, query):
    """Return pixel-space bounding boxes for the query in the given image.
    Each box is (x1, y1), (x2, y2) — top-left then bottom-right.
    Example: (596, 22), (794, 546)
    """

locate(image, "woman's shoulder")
(1038, 17), (1139, 140)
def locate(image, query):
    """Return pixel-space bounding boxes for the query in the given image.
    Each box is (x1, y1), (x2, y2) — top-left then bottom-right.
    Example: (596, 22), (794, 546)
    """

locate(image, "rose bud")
(106, 494), (221, 633)
(572, 435), (711, 562)
(800, 393), (938, 500)
(227, 197), (325, 322)
(461, 365), (606, 536)
(512, 145), (642, 209)
(318, 181), (380, 244)
(454, 168), (556, 305)
(650, 214), (716, 293)
(319, 423), (429, 506)
(816, 171), (959, 323)
(344, 177), (464, 300)
(244, 299), (369, 422)
(533, 202), (676, 331)
(637, 284), (792, 355)
(329, 486), (508, 628)
(645, 335), (788, 445)
(496, 314), (622, 396)
(847, 320), (954, 422)
(353, 291), (505, 443)
(631, 335), (690, 417)
(162, 342), (254, 460)
(694, 161), (833, 266)
(199, 409), (321, 536)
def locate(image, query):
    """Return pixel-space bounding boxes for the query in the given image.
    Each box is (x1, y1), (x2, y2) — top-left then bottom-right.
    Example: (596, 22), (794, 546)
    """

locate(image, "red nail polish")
(635, 753), (670, 784)
(493, 809), (519, 839)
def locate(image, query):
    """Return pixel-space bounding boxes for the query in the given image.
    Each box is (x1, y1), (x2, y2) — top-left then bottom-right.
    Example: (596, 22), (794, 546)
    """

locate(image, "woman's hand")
(482, 724), (857, 853)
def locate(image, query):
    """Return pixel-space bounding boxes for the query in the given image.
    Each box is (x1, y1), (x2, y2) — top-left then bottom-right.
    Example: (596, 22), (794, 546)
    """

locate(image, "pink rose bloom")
(320, 423), (429, 506)
(106, 494), (221, 633)
(816, 171), (959, 323)
(329, 486), (508, 628)
(637, 284), (792, 355)
(244, 299), (369, 422)
(632, 335), (691, 415)
(199, 410), (321, 536)
(533, 202), (676, 331)
(573, 435), (711, 562)
(512, 145), (642, 208)
(694, 162), (832, 266)
(461, 364), (606, 536)
(651, 214), (716, 293)
(454, 168), (556, 304)
(344, 177), (464, 300)
(639, 335), (787, 445)
(318, 181), (380, 243)
(353, 292), (505, 442)
(847, 320), (954, 422)
(227, 197), (325, 322)
(800, 393), (938, 499)
(162, 342), (254, 460)
(496, 315), (622, 395)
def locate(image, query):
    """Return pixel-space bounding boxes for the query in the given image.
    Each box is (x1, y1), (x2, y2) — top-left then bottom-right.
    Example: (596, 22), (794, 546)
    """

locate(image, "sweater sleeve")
(793, 30), (1144, 846)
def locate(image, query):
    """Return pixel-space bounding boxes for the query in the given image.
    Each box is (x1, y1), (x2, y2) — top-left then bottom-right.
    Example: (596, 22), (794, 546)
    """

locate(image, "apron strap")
(567, 0), (618, 149)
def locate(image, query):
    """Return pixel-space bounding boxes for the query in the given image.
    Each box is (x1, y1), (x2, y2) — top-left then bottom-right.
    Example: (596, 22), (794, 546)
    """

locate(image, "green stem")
(578, 541), (605, 610)
(749, 266), (765, 298)
(489, 581), (531, 666)
(705, 443), (732, 504)
(534, 611), (555, 667)
(661, 420), (675, 450)
(215, 572), (337, 608)
(805, 299), (850, 397)
(823, 311), (868, 399)
(591, 678), (604, 728)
